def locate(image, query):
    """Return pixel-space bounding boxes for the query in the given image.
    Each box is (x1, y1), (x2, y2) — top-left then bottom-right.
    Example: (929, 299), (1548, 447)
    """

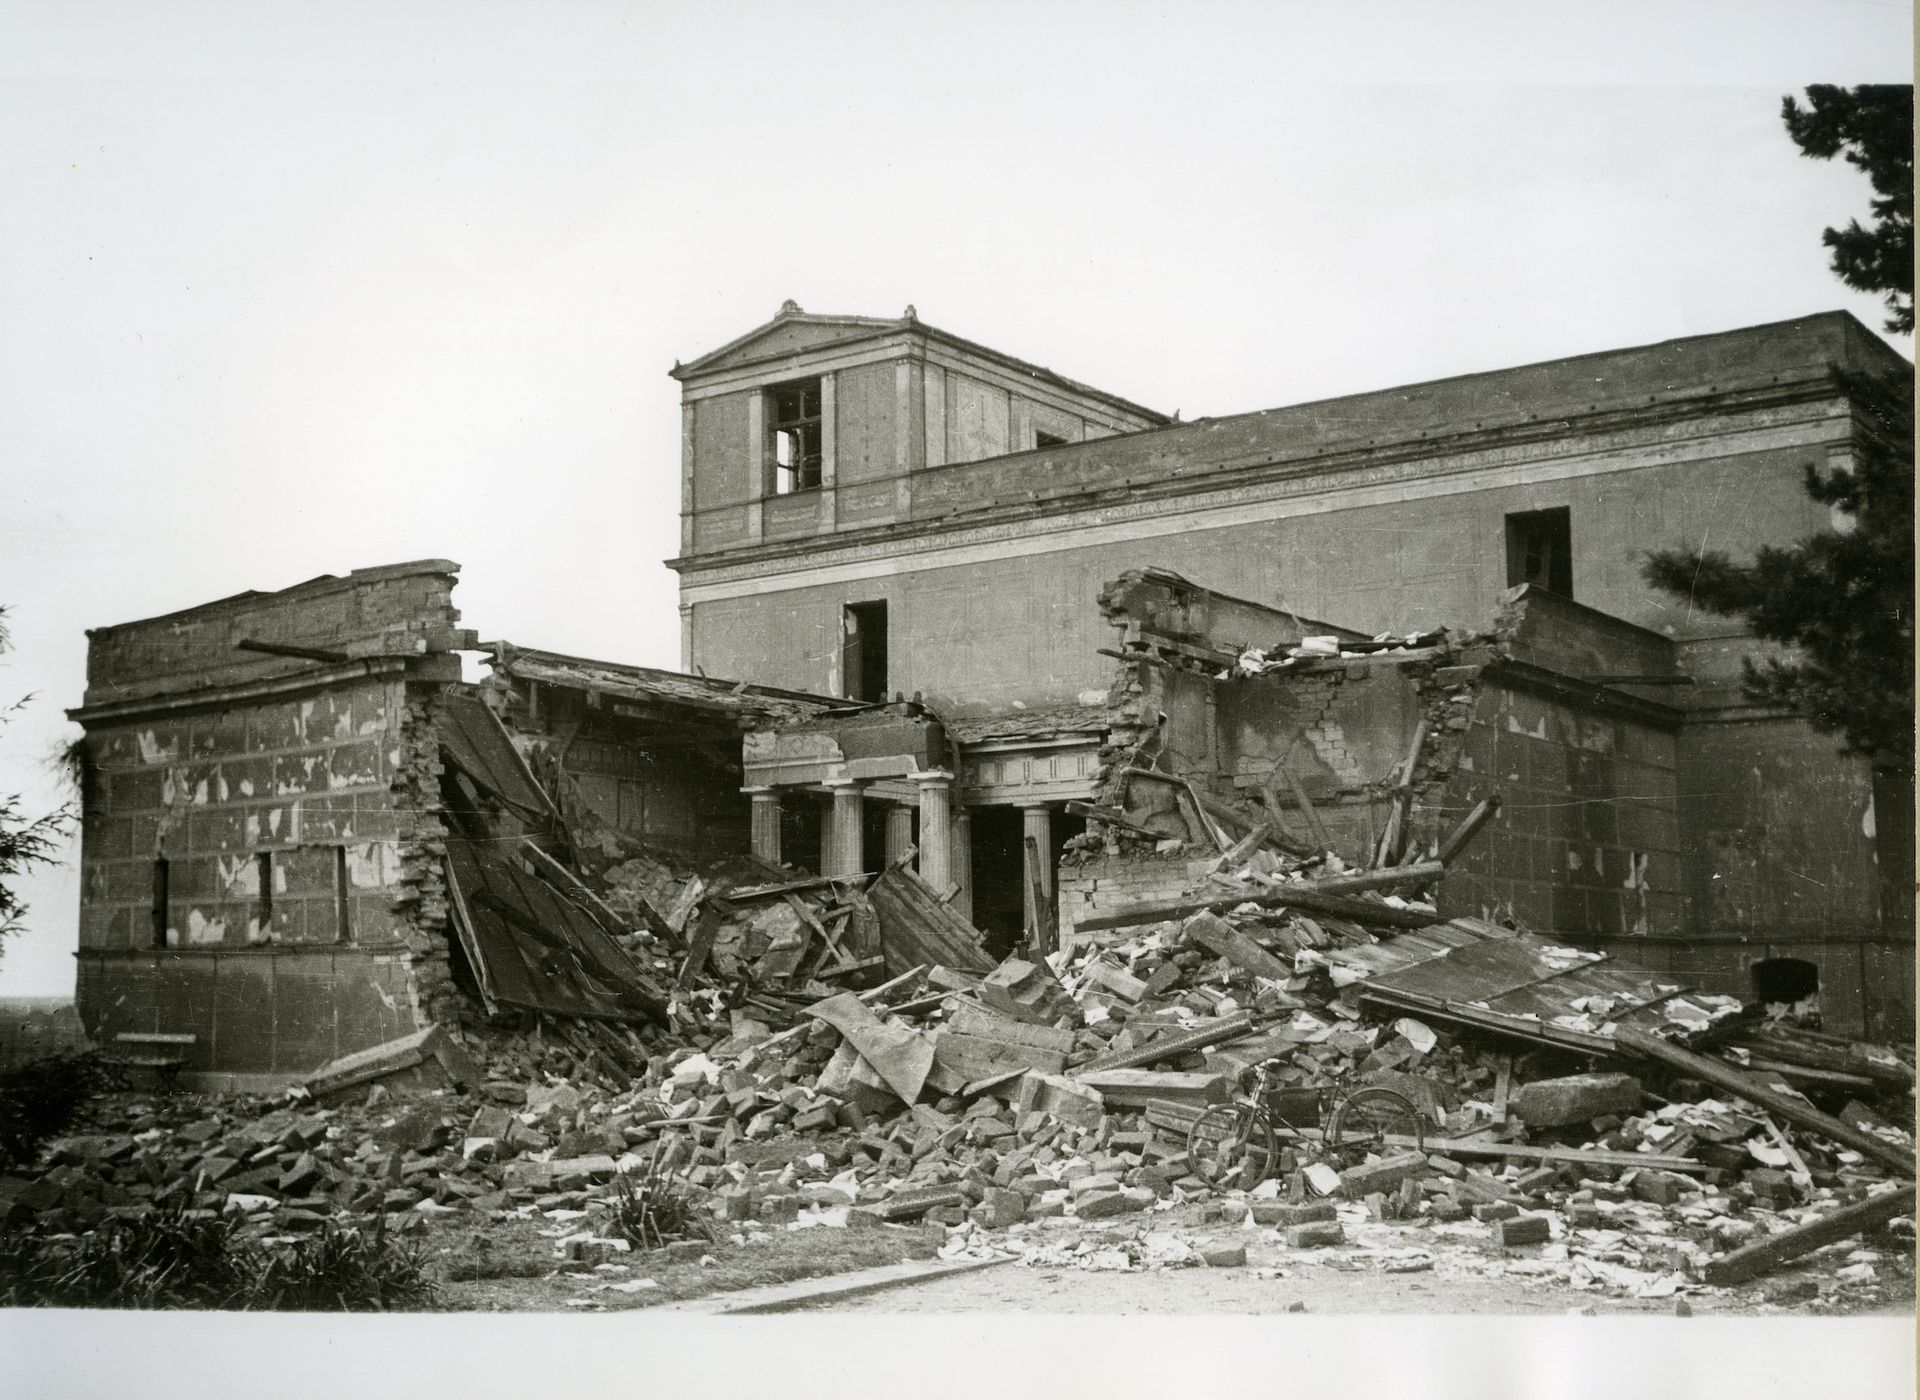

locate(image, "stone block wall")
(70, 560), (475, 1086)
(1437, 680), (1685, 942)
(1056, 849), (1216, 947)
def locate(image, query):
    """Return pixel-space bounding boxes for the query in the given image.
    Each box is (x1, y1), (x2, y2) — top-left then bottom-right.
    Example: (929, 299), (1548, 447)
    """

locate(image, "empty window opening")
(1751, 957), (1820, 1019)
(770, 379), (823, 495)
(1505, 506), (1573, 597)
(842, 601), (889, 704)
(254, 852), (273, 935)
(1034, 429), (1068, 450)
(151, 858), (170, 948)
(334, 847), (352, 944)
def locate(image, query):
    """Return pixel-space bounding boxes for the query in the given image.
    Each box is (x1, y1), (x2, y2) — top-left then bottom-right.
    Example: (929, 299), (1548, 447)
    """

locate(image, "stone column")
(824, 780), (866, 877)
(884, 803), (916, 870)
(948, 810), (974, 921)
(1021, 804), (1054, 951)
(744, 787), (782, 864)
(914, 770), (954, 891)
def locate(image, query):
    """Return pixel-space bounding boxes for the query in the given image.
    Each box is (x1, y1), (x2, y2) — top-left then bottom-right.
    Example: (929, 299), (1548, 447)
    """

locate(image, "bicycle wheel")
(1323, 1087), (1424, 1166)
(1187, 1104), (1275, 1190)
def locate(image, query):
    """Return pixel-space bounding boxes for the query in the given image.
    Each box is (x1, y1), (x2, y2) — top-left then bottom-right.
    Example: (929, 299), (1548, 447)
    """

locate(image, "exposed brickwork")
(1056, 849), (1216, 947)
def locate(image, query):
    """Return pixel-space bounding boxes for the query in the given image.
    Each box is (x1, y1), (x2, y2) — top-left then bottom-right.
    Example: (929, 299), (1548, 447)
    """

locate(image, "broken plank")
(1701, 1184), (1915, 1287)
(1073, 1012), (1255, 1075)
(1064, 800), (1163, 841)
(1613, 1027), (1915, 1179)
(1281, 1129), (1708, 1175)
(1273, 761), (1334, 854)
(1438, 794), (1503, 866)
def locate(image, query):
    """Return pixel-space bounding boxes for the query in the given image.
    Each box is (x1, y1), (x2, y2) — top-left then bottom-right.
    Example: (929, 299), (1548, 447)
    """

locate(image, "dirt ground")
(421, 1195), (1914, 1317)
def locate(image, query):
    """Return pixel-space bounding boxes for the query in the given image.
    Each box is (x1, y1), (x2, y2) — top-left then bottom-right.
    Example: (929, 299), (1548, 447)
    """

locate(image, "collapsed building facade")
(66, 305), (1913, 1086)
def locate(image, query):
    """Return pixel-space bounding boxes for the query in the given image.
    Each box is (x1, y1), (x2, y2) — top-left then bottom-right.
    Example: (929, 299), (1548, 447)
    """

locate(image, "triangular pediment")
(673, 306), (907, 380)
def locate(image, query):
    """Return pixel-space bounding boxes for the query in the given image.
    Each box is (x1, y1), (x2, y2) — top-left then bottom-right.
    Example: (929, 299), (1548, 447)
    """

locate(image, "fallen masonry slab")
(1073, 1070), (1228, 1108)
(1510, 1073), (1643, 1128)
(303, 1026), (480, 1102)
(1338, 1151), (1428, 1199)
(1285, 1221), (1346, 1248)
(1493, 1215), (1552, 1247)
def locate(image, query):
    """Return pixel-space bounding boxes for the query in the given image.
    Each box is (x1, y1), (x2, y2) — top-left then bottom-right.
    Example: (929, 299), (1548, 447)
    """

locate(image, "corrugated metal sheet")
(1341, 917), (1740, 1053)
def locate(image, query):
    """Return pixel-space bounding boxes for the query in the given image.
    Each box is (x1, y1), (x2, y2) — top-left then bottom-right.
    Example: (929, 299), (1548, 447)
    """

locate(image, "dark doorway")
(778, 794), (823, 874)
(842, 601), (889, 703)
(965, 807), (1087, 959)
(1751, 957), (1820, 1013)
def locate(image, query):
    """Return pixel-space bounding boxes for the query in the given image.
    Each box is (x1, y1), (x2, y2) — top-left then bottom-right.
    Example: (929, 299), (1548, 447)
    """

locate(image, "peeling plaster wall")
(71, 561), (473, 1085)
(75, 679), (429, 1080)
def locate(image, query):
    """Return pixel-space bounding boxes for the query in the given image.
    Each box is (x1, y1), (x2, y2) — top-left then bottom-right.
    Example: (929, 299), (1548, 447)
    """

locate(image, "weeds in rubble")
(0, 1200), (249, 1308)
(249, 1218), (436, 1311)
(0, 1204), (434, 1310)
(604, 1156), (715, 1252)
(0, 1051), (110, 1170)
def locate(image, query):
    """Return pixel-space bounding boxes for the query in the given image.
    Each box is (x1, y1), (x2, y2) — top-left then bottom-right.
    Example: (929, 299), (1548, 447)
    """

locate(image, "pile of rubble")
(5, 824), (1913, 1309)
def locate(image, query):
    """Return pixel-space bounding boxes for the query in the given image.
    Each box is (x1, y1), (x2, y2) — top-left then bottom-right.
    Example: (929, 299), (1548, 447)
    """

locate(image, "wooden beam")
(1613, 1027), (1915, 1179)
(1438, 794), (1503, 865)
(1274, 762), (1334, 854)
(1072, 1012), (1255, 1075)
(1701, 1184), (1915, 1287)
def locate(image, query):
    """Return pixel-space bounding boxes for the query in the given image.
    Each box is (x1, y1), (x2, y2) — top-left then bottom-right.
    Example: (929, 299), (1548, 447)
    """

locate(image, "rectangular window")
(1505, 506), (1573, 597)
(769, 379), (823, 495)
(334, 847), (352, 944)
(151, 858), (170, 948)
(254, 852), (273, 936)
(842, 601), (889, 703)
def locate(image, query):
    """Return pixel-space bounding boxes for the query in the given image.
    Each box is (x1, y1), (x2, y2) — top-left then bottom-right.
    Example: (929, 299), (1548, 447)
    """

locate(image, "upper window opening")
(770, 379), (823, 495)
(1034, 430), (1068, 450)
(1505, 506), (1573, 598)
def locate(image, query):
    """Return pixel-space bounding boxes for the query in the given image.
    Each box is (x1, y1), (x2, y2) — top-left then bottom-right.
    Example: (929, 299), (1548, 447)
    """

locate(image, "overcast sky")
(0, 2), (1911, 998)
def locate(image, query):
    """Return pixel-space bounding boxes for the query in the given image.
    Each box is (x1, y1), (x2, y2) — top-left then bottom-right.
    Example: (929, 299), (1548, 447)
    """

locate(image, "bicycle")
(1185, 1059), (1427, 1192)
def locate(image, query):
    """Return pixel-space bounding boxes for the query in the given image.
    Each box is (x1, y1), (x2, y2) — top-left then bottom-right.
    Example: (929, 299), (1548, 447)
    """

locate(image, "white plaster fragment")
(136, 729), (178, 764)
(186, 909), (226, 945)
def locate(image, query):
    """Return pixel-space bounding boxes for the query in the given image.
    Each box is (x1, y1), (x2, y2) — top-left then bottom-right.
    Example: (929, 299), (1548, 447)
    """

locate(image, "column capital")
(741, 785), (781, 797)
(823, 777), (866, 790)
(909, 768), (954, 786)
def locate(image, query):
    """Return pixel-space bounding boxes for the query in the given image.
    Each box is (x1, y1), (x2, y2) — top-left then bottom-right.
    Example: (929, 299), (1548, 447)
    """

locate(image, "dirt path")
(786, 1213), (1916, 1316)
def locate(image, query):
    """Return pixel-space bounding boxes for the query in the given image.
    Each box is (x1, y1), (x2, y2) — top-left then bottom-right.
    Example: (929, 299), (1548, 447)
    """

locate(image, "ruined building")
(68, 305), (1914, 1085)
